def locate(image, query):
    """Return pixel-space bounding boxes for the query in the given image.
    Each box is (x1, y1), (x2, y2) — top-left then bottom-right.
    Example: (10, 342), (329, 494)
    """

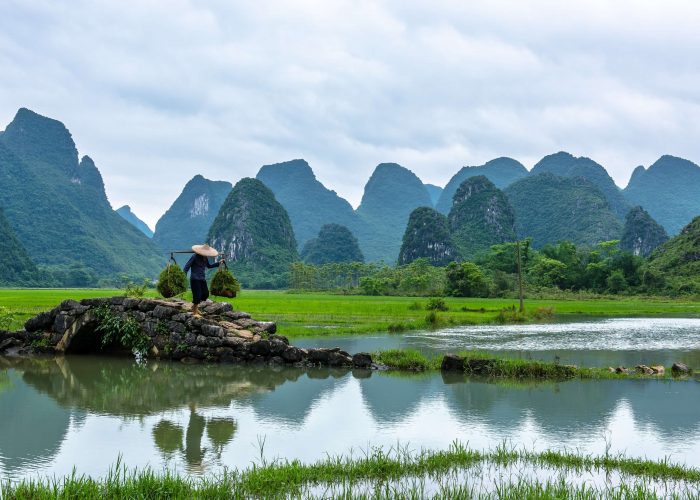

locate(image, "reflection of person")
(183, 244), (224, 317)
(185, 404), (206, 472)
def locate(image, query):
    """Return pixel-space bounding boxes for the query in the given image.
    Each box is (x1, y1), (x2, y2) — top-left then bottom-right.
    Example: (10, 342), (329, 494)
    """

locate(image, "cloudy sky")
(1, 0), (700, 228)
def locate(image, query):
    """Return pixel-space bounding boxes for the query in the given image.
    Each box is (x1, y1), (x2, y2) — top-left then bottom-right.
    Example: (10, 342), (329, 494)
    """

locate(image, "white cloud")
(1, 0), (700, 227)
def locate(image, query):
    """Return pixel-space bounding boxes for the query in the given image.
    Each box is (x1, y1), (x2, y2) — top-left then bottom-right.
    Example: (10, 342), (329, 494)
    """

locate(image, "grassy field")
(1, 288), (700, 337)
(3, 441), (699, 498)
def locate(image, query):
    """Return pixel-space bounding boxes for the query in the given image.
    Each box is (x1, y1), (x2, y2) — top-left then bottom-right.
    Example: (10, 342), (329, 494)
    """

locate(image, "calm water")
(1, 344), (700, 483)
(296, 317), (700, 367)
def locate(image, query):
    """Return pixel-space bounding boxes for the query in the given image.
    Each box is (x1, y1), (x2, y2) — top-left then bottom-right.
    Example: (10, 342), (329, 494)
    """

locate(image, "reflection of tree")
(152, 420), (183, 456)
(207, 417), (237, 457)
(0, 370), (11, 395)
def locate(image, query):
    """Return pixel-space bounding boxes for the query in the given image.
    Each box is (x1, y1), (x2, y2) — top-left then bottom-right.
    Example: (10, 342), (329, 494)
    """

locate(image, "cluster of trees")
(289, 236), (694, 297)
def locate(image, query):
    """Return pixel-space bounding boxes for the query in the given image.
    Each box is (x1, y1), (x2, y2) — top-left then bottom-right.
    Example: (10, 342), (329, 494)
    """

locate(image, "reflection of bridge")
(2, 355), (700, 475)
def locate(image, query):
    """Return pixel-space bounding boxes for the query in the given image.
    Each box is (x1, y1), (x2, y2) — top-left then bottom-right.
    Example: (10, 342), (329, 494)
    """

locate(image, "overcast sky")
(2, 0), (700, 229)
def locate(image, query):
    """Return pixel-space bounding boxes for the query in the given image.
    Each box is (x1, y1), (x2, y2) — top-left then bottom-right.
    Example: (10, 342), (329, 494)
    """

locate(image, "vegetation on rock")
(531, 151), (630, 219)
(0, 108), (164, 284)
(301, 224), (364, 265)
(0, 208), (41, 286)
(153, 175), (232, 257)
(435, 157), (528, 214)
(208, 178), (298, 289)
(448, 176), (516, 259)
(620, 206), (668, 257)
(505, 173), (622, 248)
(398, 207), (458, 266)
(624, 155), (700, 235)
(256, 159), (363, 249)
(646, 216), (700, 294)
(356, 163), (433, 263)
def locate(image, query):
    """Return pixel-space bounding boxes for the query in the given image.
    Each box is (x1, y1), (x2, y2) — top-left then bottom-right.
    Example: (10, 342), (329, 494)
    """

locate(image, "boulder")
(352, 352), (373, 368)
(635, 365), (654, 375)
(672, 362), (691, 375)
(441, 354), (465, 372)
(651, 365), (665, 375)
(24, 309), (57, 332)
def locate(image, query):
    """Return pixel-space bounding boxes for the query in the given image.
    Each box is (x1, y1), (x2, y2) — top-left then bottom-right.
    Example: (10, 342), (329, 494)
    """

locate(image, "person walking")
(183, 244), (224, 316)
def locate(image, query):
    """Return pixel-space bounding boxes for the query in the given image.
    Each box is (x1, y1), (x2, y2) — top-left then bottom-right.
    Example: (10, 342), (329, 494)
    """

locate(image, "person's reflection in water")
(185, 404), (207, 473)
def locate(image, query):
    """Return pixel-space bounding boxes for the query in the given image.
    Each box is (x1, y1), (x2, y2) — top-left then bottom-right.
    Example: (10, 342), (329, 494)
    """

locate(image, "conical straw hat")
(192, 243), (219, 257)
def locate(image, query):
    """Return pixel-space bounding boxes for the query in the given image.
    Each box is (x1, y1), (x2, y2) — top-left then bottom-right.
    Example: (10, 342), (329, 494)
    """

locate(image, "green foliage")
(448, 175), (516, 259)
(531, 151), (630, 219)
(505, 173), (622, 248)
(445, 261), (490, 297)
(620, 206), (668, 257)
(0, 307), (13, 330)
(301, 223), (364, 264)
(426, 297), (448, 311)
(291, 261), (374, 291)
(210, 264), (241, 298)
(646, 216), (700, 294)
(121, 278), (151, 298)
(398, 206), (458, 266)
(0, 109), (164, 284)
(0, 207), (42, 286)
(208, 178), (298, 289)
(152, 175), (232, 253)
(94, 305), (150, 356)
(156, 263), (187, 298)
(355, 163), (433, 263)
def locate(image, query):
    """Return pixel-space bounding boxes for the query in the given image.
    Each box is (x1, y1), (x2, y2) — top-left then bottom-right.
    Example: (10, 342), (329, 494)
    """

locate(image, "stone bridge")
(0, 297), (374, 368)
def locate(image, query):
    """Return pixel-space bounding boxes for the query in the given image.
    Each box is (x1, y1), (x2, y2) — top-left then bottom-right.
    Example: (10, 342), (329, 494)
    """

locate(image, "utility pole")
(516, 240), (525, 312)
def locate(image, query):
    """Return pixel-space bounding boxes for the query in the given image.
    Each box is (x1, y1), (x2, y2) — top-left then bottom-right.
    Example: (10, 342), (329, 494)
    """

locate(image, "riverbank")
(3, 442), (699, 498)
(2, 289), (700, 337)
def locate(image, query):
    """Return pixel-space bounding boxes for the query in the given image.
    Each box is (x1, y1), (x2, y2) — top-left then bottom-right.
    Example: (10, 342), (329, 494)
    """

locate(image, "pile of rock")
(0, 297), (377, 369)
(609, 363), (691, 376)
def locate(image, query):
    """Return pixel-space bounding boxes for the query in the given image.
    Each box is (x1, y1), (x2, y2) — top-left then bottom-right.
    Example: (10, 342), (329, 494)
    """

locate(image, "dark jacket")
(183, 254), (218, 281)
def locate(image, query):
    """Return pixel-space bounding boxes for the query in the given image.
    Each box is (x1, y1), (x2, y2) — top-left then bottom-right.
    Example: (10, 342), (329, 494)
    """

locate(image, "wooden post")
(516, 240), (525, 312)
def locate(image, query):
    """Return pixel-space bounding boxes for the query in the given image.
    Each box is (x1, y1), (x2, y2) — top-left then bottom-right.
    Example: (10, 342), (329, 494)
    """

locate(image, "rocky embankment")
(0, 297), (375, 368)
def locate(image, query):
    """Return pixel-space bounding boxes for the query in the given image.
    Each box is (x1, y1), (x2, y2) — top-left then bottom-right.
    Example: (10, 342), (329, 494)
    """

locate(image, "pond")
(1, 343), (700, 483)
(295, 317), (700, 368)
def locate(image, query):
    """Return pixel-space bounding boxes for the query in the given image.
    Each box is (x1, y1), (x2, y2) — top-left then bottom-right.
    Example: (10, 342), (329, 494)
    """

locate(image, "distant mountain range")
(3, 106), (700, 287)
(116, 205), (153, 238)
(624, 155), (700, 235)
(153, 175), (232, 260)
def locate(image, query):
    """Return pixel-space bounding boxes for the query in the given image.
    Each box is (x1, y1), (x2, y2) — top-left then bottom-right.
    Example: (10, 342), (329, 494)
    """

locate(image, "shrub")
(157, 262), (187, 298)
(94, 305), (150, 356)
(210, 263), (241, 298)
(122, 278), (150, 298)
(407, 301), (422, 311)
(445, 261), (490, 297)
(426, 297), (449, 311)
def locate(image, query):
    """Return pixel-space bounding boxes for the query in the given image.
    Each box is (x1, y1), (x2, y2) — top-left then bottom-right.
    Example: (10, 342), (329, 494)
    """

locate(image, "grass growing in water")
(373, 348), (678, 380)
(3, 442), (700, 498)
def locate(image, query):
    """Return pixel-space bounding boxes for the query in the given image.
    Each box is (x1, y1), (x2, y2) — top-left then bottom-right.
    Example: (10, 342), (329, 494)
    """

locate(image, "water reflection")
(1, 354), (700, 481)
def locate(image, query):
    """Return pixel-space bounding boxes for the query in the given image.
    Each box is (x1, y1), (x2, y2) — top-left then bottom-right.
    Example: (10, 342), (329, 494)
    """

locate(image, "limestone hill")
(208, 178), (298, 288)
